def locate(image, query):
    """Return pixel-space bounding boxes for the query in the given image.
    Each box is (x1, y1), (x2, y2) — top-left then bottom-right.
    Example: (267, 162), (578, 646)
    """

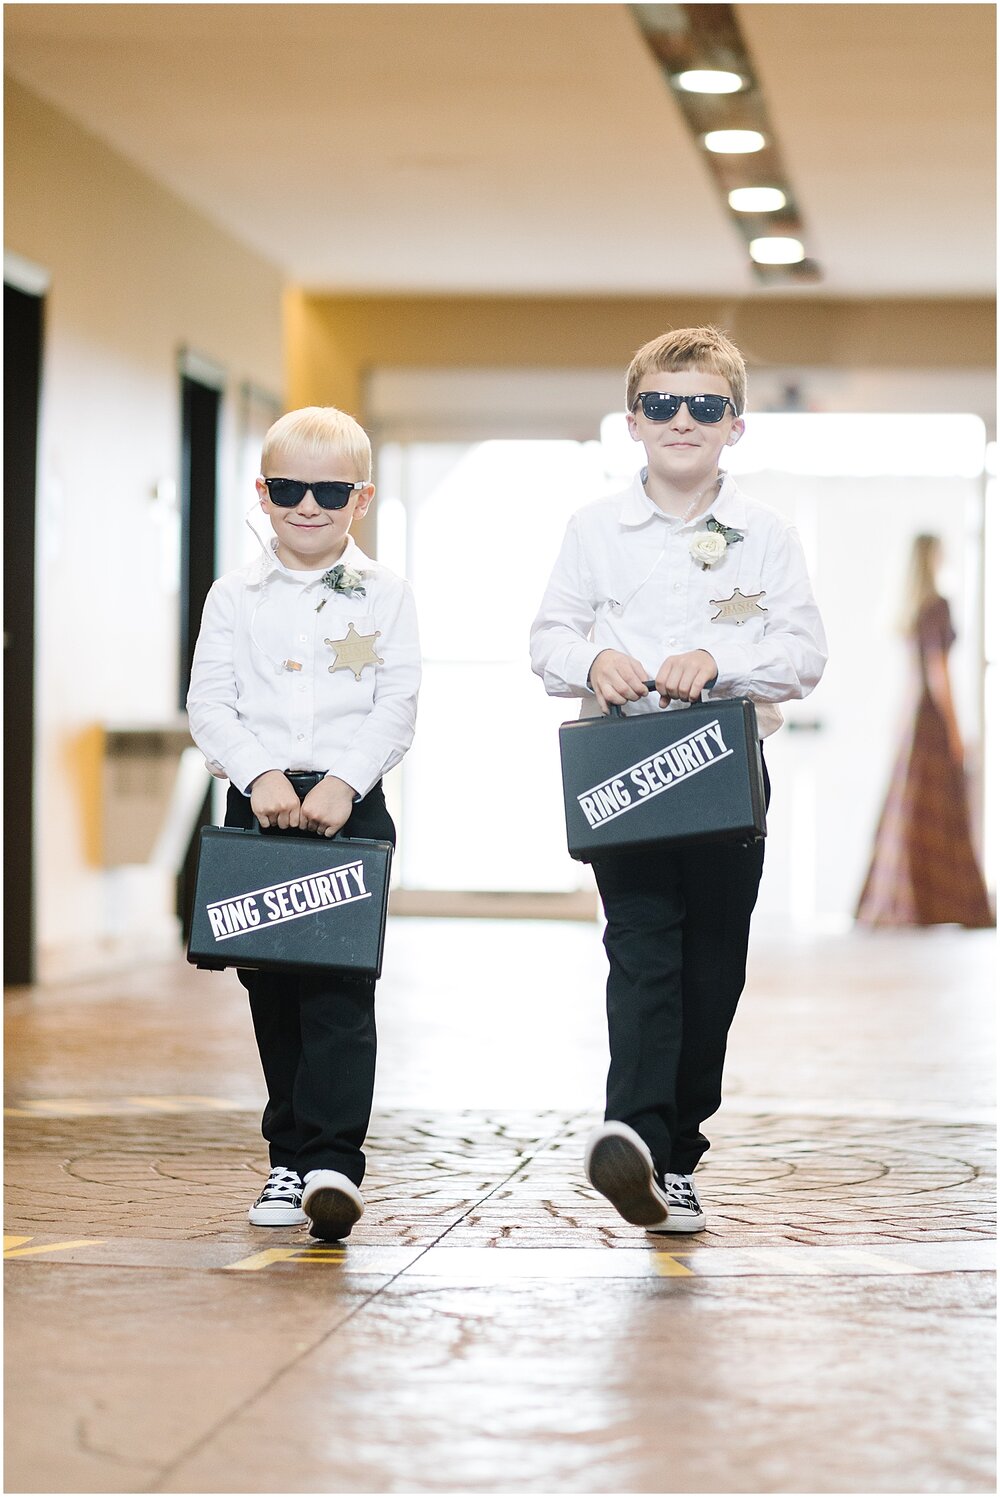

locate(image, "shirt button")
(669, 638), (678, 646)
(296, 733), (305, 742)
(298, 634), (307, 642)
(673, 582), (682, 592)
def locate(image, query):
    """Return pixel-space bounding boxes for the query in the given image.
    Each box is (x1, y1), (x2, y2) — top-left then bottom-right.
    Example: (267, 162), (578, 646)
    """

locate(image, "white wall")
(5, 78), (285, 979)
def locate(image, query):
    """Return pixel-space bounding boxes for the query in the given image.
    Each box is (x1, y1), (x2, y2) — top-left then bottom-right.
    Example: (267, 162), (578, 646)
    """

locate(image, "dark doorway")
(4, 282), (44, 986)
(179, 373), (221, 705)
(177, 370), (221, 936)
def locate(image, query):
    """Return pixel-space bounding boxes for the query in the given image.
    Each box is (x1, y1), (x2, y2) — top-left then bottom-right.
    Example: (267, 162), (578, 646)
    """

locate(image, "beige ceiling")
(4, 3), (995, 297)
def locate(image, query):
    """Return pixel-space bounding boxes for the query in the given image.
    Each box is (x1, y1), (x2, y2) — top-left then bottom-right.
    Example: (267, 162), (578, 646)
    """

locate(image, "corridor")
(4, 918), (995, 1493)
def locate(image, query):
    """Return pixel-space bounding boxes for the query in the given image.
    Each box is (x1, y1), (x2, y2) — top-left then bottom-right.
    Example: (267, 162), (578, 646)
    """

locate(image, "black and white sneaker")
(584, 1121), (670, 1229)
(647, 1171), (707, 1233)
(248, 1166), (307, 1227)
(302, 1170), (364, 1241)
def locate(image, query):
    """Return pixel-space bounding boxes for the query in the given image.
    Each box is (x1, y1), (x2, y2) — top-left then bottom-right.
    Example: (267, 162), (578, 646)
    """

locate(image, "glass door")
(377, 438), (611, 897)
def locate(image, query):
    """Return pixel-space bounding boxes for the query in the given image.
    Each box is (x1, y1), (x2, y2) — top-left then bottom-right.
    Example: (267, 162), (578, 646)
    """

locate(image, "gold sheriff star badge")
(325, 622), (384, 679)
(709, 588), (768, 625)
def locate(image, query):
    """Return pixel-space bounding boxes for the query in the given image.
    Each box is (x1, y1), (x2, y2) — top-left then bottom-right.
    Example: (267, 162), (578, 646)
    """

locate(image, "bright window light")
(602, 410), (987, 480)
(375, 494), (407, 577)
(704, 129), (765, 153)
(750, 236), (805, 264)
(600, 413), (644, 481)
(729, 187), (786, 212)
(726, 413), (987, 479)
(394, 439), (607, 893)
(676, 69), (743, 93)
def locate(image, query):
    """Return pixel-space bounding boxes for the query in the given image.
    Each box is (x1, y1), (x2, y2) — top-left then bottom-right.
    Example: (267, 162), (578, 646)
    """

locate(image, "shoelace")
(258, 1168), (302, 1203)
(661, 1174), (702, 1212)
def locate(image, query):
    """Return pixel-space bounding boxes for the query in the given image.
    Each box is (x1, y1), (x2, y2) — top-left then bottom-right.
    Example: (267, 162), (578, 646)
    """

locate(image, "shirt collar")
(708, 472), (748, 530)
(616, 468), (748, 530)
(248, 533), (372, 586)
(616, 471), (659, 527)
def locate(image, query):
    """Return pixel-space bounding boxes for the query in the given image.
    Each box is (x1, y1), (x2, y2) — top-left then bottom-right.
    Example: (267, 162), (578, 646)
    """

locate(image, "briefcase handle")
(252, 770), (347, 838)
(608, 677), (718, 718)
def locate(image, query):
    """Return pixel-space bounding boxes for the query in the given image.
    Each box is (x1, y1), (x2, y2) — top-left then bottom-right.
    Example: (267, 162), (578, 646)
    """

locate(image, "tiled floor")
(4, 920), (996, 1493)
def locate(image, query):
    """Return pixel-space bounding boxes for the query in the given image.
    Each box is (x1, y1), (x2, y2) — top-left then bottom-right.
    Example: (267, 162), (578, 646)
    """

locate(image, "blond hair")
(626, 326), (747, 415)
(899, 533), (942, 635)
(261, 406), (372, 482)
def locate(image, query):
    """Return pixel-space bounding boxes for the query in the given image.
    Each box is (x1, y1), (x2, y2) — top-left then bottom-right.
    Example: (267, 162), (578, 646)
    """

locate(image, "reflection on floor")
(4, 920), (996, 1494)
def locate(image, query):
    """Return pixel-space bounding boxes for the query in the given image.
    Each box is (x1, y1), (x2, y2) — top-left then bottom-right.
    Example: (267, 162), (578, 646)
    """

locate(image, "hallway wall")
(286, 289), (995, 555)
(5, 79), (285, 979)
(287, 292), (997, 420)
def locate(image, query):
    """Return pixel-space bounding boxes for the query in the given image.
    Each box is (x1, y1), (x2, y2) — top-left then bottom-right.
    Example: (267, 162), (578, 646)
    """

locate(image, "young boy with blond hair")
(188, 406), (420, 1240)
(530, 327), (826, 1232)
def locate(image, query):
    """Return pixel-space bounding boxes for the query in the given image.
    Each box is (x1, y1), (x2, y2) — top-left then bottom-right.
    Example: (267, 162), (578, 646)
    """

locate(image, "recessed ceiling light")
(676, 69), (743, 94)
(704, 130), (765, 154)
(749, 237), (806, 265)
(729, 187), (787, 212)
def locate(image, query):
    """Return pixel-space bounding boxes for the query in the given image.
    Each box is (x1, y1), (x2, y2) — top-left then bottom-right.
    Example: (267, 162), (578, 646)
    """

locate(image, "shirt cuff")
(230, 751), (285, 798)
(326, 754), (379, 802)
(704, 641), (752, 698)
(569, 641), (605, 693)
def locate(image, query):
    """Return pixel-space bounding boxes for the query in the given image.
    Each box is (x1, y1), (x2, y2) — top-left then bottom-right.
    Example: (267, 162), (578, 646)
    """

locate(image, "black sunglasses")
(631, 392), (738, 424)
(261, 477), (366, 510)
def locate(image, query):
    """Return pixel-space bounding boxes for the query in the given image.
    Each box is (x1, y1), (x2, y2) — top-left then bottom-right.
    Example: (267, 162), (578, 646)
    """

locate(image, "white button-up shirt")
(187, 536), (420, 796)
(529, 471), (827, 737)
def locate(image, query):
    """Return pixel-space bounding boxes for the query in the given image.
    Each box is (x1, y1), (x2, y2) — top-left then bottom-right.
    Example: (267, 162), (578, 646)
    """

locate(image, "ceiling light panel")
(677, 69), (743, 93)
(750, 237), (806, 265)
(704, 129), (765, 153)
(630, 3), (821, 285)
(729, 187), (786, 212)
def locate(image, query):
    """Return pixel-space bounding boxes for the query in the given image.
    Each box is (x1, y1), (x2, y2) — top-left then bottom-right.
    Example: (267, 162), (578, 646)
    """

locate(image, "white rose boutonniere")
(689, 531), (728, 569)
(690, 515), (744, 571)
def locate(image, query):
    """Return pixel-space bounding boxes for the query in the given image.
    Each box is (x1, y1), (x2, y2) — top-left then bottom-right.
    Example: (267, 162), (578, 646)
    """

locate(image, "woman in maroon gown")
(856, 534), (993, 927)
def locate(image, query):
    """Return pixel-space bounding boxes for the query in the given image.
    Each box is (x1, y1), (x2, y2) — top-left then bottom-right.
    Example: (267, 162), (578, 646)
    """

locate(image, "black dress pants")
(225, 780), (395, 1186)
(592, 758), (770, 1177)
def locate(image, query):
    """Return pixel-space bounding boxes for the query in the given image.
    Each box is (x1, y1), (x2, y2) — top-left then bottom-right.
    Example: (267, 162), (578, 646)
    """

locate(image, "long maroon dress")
(855, 596), (993, 927)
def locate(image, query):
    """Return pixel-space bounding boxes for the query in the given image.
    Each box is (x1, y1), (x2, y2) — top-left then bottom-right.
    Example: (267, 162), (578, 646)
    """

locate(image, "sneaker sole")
(587, 1134), (669, 1228)
(247, 1205), (307, 1227)
(646, 1212), (707, 1234)
(304, 1185), (362, 1241)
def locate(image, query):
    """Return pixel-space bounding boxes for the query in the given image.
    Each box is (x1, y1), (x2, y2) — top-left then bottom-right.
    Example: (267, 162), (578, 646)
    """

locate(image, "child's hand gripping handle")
(608, 678), (718, 718)
(253, 771), (352, 839)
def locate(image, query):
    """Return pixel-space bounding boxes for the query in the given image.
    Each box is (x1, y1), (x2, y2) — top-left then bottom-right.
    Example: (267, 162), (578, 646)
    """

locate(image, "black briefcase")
(186, 824), (393, 978)
(559, 688), (766, 863)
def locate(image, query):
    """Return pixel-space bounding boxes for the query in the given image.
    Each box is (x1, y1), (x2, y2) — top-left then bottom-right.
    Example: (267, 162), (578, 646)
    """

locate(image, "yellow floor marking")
(3, 1235), (33, 1251)
(225, 1245), (348, 1271)
(651, 1252), (695, 1277)
(653, 1248), (927, 1279)
(4, 1239), (104, 1259)
(225, 1247), (303, 1271)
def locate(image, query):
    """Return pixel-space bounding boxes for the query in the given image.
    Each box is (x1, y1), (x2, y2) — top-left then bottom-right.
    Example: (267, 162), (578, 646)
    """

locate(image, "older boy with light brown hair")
(531, 327), (826, 1232)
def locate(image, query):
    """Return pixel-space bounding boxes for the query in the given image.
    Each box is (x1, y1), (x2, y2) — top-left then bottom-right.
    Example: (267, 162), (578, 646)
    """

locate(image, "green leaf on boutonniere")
(705, 516), (744, 547)
(321, 563), (367, 599)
